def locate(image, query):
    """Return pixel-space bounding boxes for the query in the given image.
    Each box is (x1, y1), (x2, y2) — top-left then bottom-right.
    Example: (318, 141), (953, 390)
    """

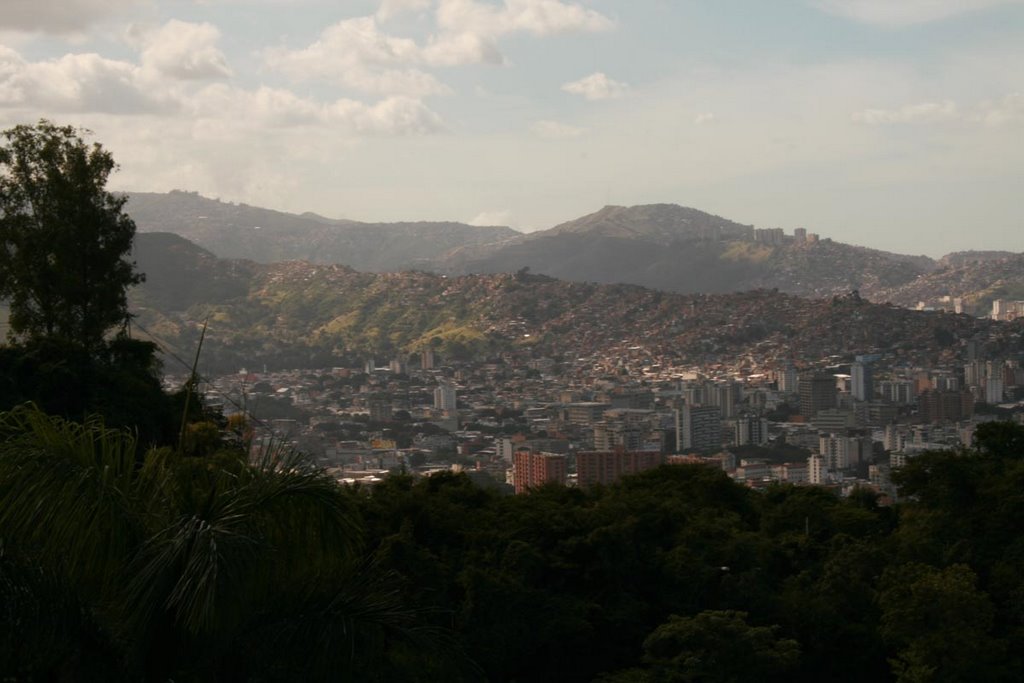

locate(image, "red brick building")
(575, 450), (662, 489)
(513, 449), (567, 494)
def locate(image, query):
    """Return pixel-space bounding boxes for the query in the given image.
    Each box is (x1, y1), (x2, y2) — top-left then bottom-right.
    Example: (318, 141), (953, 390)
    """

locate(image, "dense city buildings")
(184, 299), (1024, 502)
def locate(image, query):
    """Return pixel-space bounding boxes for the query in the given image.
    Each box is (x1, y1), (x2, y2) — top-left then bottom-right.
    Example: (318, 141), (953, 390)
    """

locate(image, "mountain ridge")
(129, 232), (1022, 374)
(125, 192), (1022, 310)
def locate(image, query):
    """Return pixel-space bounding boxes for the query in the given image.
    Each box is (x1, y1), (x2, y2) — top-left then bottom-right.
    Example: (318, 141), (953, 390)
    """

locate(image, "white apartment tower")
(434, 383), (457, 412)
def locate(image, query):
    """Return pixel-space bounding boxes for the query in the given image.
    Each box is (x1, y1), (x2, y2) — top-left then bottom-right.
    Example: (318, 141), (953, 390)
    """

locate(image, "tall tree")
(0, 120), (143, 349)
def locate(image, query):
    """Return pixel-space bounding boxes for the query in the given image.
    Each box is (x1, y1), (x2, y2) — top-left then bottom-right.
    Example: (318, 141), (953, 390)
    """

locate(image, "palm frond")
(0, 405), (144, 593)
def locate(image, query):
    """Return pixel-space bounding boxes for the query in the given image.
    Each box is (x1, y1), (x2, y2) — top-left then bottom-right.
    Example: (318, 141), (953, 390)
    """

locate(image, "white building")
(433, 383), (457, 412)
(808, 453), (827, 485)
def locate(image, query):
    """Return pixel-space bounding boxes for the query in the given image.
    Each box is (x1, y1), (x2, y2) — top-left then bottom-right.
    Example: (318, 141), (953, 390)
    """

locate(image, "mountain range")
(126, 191), (518, 272)
(129, 232), (1021, 374)
(127, 191), (1022, 314)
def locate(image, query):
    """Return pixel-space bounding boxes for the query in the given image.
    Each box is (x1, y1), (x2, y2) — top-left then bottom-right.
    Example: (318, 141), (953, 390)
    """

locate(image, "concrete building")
(918, 389), (974, 423)
(819, 432), (872, 471)
(733, 415), (770, 446)
(778, 364), (798, 393)
(433, 383), (457, 412)
(851, 361), (873, 402)
(808, 453), (827, 485)
(813, 408), (857, 432)
(566, 402), (612, 425)
(709, 381), (740, 418)
(992, 299), (1024, 321)
(576, 450), (662, 489)
(986, 376), (1005, 404)
(799, 373), (836, 418)
(676, 404), (722, 453)
(512, 449), (567, 494)
(592, 423), (646, 452)
(879, 379), (916, 405)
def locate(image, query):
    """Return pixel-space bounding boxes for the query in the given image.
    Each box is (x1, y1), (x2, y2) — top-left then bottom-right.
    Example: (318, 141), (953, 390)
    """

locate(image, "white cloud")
(377, 0), (433, 21)
(436, 0), (614, 37)
(190, 85), (445, 135)
(426, 0), (613, 66)
(139, 20), (232, 80)
(530, 119), (585, 138)
(469, 209), (513, 226)
(422, 32), (504, 66)
(693, 112), (716, 125)
(561, 72), (628, 100)
(268, 3), (613, 89)
(972, 93), (1024, 125)
(264, 17), (450, 96)
(0, 42), (443, 136)
(0, 47), (170, 113)
(853, 94), (1024, 126)
(0, 0), (144, 34)
(811, 0), (1023, 27)
(852, 100), (959, 124)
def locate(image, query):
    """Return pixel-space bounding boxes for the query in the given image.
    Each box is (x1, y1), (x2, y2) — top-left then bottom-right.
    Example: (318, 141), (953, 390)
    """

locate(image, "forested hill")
(130, 232), (1020, 373)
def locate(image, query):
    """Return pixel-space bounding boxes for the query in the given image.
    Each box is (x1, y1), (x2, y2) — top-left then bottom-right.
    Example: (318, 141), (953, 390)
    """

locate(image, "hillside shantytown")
(176, 270), (1024, 500)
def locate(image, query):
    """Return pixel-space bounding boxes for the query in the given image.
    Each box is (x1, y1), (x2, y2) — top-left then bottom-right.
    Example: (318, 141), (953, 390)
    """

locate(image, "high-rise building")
(778, 364), (799, 393)
(964, 360), (985, 388)
(709, 381), (739, 418)
(818, 432), (872, 471)
(576, 451), (662, 489)
(808, 453), (827, 485)
(799, 373), (836, 418)
(733, 415), (769, 446)
(592, 423), (645, 452)
(918, 389), (974, 423)
(513, 449), (567, 494)
(433, 383), (457, 412)
(420, 348), (435, 370)
(851, 362), (873, 402)
(676, 404), (722, 453)
(879, 379), (916, 405)
(986, 376), (1005, 404)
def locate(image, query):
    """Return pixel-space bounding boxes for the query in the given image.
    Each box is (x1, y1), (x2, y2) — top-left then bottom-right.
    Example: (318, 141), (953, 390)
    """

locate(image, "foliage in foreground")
(0, 405), (448, 681)
(3, 412), (1024, 681)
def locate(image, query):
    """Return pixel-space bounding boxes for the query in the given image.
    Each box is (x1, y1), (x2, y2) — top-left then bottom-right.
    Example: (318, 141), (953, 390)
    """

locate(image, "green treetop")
(0, 120), (143, 350)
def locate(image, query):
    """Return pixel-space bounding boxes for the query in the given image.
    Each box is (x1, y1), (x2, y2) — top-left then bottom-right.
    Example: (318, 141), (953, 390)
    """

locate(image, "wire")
(130, 317), (277, 435)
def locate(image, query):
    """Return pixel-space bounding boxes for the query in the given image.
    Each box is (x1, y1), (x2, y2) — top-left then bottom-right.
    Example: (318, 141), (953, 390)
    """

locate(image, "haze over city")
(1, 0), (1021, 256)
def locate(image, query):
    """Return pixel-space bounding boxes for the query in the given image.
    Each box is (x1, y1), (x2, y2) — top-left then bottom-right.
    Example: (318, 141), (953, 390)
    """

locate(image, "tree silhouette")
(0, 120), (143, 349)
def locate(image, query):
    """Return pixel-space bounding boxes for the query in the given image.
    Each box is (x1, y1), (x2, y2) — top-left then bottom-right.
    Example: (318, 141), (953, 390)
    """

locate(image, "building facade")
(513, 449), (567, 494)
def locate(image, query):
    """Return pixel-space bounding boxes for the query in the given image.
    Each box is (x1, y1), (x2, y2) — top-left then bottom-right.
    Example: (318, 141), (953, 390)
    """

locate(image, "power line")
(131, 318), (276, 435)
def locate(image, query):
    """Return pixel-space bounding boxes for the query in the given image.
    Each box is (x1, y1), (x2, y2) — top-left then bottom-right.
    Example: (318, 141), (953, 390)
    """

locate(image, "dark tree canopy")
(0, 120), (143, 349)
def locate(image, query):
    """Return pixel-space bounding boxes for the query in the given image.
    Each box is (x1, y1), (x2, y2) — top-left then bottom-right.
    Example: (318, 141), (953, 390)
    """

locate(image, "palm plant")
(0, 405), (446, 679)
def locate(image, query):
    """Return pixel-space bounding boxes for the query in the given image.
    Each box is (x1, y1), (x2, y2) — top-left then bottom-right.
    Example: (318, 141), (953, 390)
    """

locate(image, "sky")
(1, 0), (1022, 257)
